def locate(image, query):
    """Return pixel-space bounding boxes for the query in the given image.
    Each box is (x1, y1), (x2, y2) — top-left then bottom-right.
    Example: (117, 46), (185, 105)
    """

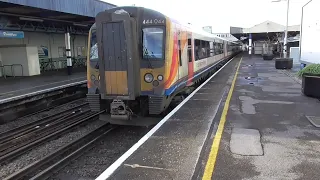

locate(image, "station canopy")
(0, 0), (117, 34)
(230, 20), (300, 43)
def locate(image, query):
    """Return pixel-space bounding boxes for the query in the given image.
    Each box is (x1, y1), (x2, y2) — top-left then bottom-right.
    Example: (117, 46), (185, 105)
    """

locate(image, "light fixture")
(144, 73), (154, 83)
(73, 23), (88, 27)
(19, 17), (44, 22)
(157, 75), (163, 81)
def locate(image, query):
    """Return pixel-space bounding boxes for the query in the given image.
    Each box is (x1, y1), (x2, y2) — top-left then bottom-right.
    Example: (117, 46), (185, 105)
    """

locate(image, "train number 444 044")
(143, 19), (165, 24)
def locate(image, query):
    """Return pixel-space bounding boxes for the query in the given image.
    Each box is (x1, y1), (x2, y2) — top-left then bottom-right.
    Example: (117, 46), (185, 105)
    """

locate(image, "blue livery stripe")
(164, 59), (226, 95)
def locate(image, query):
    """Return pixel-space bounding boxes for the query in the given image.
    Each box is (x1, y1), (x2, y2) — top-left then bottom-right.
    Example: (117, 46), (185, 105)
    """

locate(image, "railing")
(40, 56), (87, 72)
(0, 64), (23, 78)
(0, 57), (87, 79)
(0, 66), (4, 78)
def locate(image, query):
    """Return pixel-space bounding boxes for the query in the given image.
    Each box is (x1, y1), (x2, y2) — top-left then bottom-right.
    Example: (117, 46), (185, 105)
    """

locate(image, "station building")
(0, 0), (116, 77)
(230, 20), (300, 63)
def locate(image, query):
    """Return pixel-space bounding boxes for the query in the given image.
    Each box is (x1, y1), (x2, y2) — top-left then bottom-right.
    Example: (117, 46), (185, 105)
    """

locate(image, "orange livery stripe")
(165, 31), (179, 88)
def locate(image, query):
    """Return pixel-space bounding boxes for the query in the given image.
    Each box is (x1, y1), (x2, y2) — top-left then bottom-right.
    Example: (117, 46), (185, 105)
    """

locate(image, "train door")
(100, 22), (128, 96)
(224, 41), (227, 57)
(178, 29), (188, 80)
(187, 32), (194, 86)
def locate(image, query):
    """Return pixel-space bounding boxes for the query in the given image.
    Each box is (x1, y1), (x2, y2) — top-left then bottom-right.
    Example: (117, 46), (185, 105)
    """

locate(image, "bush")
(297, 64), (320, 77)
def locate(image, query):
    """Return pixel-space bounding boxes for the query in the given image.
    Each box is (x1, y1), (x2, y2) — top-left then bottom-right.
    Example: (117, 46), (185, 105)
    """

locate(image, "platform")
(96, 53), (320, 180)
(211, 55), (320, 180)
(0, 71), (86, 105)
(96, 55), (242, 180)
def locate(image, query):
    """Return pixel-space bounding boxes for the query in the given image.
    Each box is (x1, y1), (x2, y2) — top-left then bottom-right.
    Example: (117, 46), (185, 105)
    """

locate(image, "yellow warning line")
(202, 56), (243, 180)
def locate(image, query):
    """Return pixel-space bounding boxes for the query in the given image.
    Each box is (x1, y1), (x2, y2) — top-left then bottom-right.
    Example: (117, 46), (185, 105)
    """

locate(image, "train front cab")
(89, 7), (175, 125)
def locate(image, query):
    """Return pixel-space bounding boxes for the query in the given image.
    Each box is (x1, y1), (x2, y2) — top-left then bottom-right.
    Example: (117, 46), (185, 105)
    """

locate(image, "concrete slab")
(212, 54), (320, 180)
(230, 128), (263, 156)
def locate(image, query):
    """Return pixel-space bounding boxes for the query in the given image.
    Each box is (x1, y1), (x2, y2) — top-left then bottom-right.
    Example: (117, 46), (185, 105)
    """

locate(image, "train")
(86, 6), (241, 126)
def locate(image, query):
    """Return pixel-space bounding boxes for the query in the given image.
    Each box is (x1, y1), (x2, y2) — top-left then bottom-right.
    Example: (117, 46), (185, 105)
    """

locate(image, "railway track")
(0, 101), (89, 144)
(4, 122), (115, 180)
(0, 103), (94, 164)
(20, 98), (88, 119)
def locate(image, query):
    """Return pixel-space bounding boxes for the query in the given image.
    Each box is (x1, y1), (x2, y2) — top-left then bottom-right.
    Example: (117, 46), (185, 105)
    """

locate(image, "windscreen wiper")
(143, 46), (153, 69)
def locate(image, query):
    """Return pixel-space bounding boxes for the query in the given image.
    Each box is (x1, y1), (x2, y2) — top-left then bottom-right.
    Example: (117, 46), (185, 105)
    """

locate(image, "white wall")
(0, 32), (88, 59)
(300, 0), (320, 64)
(0, 46), (29, 76)
(26, 46), (41, 76)
(0, 46), (41, 76)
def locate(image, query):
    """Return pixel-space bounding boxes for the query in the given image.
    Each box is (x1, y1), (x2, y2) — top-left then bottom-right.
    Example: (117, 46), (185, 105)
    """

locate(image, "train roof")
(91, 6), (240, 44)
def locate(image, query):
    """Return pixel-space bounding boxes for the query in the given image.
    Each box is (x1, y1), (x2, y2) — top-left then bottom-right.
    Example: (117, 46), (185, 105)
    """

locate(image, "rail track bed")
(0, 98), (105, 179)
(49, 125), (153, 180)
(0, 98), (88, 133)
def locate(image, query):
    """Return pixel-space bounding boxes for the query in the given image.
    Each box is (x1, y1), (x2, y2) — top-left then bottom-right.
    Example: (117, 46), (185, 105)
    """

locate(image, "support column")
(65, 27), (72, 75)
(248, 33), (252, 55)
(283, 0), (290, 58)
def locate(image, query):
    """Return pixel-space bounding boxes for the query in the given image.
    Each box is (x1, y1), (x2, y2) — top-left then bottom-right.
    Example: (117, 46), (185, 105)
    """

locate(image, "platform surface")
(210, 55), (320, 180)
(97, 55), (241, 180)
(98, 54), (320, 180)
(0, 71), (86, 104)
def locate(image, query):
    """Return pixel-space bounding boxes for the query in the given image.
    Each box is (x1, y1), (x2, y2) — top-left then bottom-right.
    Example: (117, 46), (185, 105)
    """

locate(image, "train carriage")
(86, 6), (241, 125)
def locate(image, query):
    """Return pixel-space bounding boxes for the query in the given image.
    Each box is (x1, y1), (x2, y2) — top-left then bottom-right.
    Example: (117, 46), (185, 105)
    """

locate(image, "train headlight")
(157, 75), (163, 81)
(144, 73), (154, 83)
(91, 74), (96, 81)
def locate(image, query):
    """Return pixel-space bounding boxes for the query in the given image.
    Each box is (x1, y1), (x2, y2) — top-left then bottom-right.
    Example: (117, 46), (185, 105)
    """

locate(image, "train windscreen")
(142, 27), (164, 60)
(89, 29), (99, 69)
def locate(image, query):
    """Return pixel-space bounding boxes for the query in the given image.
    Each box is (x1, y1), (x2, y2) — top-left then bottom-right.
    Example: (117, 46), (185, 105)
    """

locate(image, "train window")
(187, 38), (192, 62)
(214, 42), (223, 55)
(142, 27), (164, 59)
(214, 42), (219, 55)
(209, 41), (214, 57)
(221, 43), (224, 54)
(205, 41), (210, 58)
(194, 39), (201, 61)
(89, 29), (99, 69)
(178, 39), (182, 66)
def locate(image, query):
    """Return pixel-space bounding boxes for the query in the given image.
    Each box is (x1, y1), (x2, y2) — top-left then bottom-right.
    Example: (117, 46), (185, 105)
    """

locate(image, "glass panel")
(90, 30), (98, 61)
(58, 47), (66, 57)
(89, 29), (99, 69)
(142, 27), (164, 59)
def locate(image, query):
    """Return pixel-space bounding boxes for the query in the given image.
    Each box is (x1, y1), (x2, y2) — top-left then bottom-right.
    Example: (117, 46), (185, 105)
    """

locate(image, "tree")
(263, 32), (284, 57)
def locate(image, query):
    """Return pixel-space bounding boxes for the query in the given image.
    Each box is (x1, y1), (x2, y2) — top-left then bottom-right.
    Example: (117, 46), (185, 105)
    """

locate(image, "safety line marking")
(202, 56), (243, 180)
(124, 164), (174, 171)
(95, 56), (238, 180)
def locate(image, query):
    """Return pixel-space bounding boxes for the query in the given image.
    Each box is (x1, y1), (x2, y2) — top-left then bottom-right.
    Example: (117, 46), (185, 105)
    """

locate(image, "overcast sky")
(102, 0), (310, 33)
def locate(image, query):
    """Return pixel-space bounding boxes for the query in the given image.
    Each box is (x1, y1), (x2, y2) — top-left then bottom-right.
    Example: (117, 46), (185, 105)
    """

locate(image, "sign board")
(0, 30), (24, 39)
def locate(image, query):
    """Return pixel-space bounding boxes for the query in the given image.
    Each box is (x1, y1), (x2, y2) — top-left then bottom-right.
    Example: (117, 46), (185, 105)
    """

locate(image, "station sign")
(0, 30), (24, 39)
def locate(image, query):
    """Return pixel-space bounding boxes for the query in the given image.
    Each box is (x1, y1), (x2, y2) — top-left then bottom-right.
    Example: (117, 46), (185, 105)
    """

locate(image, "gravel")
(0, 118), (106, 179)
(49, 125), (153, 180)
(0, 98), (87, 133)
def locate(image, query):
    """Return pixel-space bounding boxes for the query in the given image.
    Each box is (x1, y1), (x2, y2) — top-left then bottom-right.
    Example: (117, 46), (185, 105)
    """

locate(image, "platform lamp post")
(272, 0), (290, 58)
(65, 26), (72, 75)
